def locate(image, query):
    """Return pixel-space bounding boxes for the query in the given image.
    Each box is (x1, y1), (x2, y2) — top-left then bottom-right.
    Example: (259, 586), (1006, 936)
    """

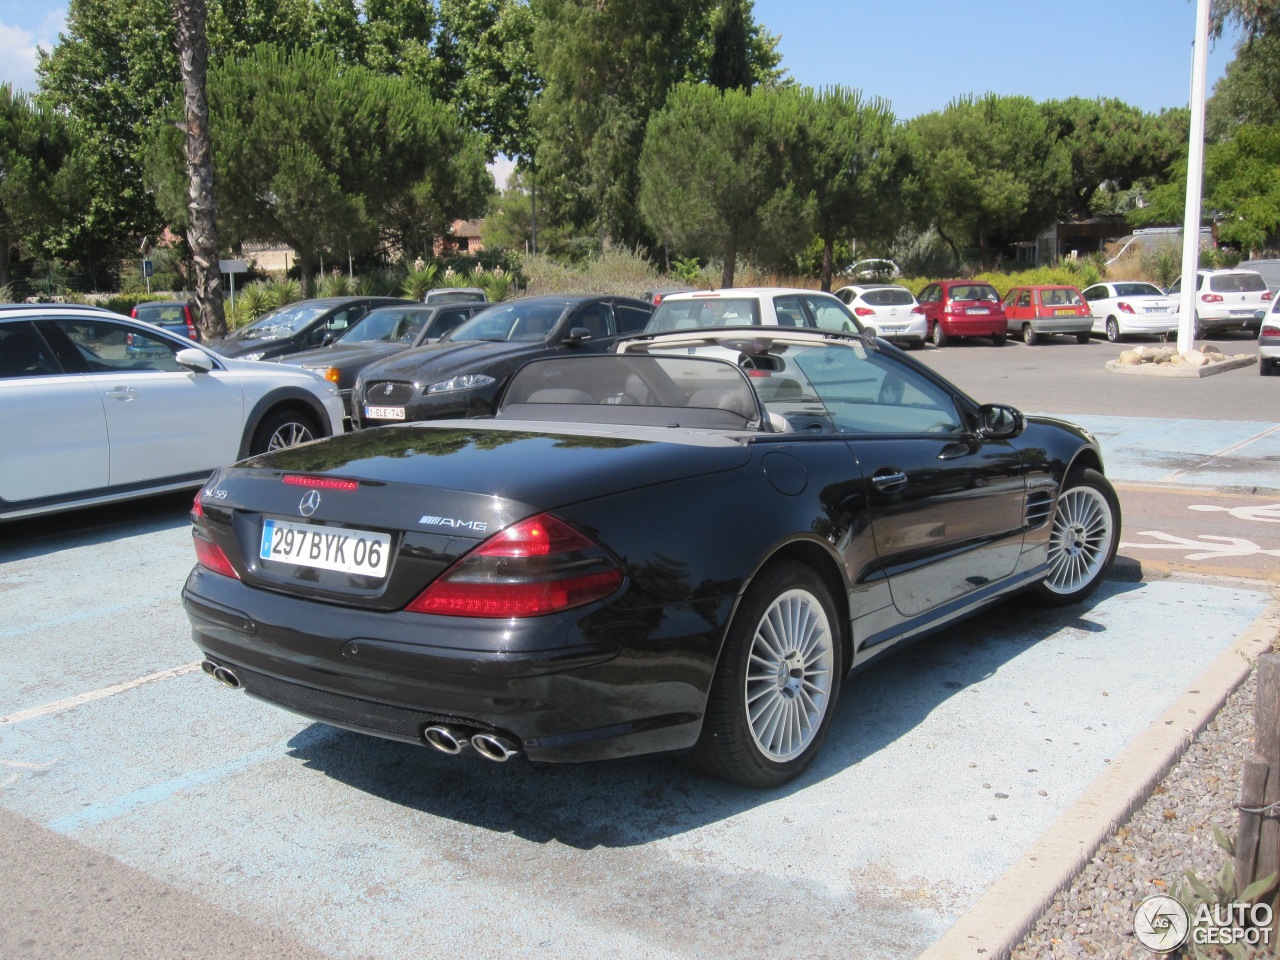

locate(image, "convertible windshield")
(338, 308), (431, 344)
(448, 302), (568, 342)
(228, 303), (327, 340)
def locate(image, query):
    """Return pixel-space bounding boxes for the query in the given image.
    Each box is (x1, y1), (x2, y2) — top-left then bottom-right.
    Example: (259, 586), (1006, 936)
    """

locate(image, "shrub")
(400, 261), (440, 300)
(0, 283), (14, 303)
(315, 271), (353, 298)
(264, 278), (301, 307)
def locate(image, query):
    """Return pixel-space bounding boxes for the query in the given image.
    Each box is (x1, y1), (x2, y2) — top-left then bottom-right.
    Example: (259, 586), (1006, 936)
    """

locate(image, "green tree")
(907, 94), (1072, 266)
(36, 0), (178, 286)
(793, 87), (901, 291)
(147, 45), (492, 285)
(708, 0), (752, 92)
(1208, 31), (1280, 137)
(638, 83), (811, 288)
(1042, 97), (1188, 217)
(482, 167), (573, 254)
(0, 84), (84, 289)
(532, 0), (782, 248)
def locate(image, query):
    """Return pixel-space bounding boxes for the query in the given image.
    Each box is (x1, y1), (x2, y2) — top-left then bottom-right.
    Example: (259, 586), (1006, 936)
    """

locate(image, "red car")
(916, 280), (1007, 347)
(1001, 285), (1093, 345)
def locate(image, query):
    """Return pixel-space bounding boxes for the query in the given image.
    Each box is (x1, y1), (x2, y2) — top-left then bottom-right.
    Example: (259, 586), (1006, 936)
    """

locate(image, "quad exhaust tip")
(422, 724), (520, 762)
(200, 659), (241, 689)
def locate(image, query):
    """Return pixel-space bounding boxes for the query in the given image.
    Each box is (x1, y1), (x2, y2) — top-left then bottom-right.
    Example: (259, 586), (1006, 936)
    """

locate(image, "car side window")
(1167, 279), (1182, 295)
(57, 318), (183, 372)
(0, 321), (60, 378)
(1018, 290), (1032, 307)
(1082, 286), (1103, 302)
(920, 284), (938, 304)
(799, 294), (856, 332)
(433, 309), (470, 338)
(613, 303), (652, 334)
(1002, 290), (1018, 307)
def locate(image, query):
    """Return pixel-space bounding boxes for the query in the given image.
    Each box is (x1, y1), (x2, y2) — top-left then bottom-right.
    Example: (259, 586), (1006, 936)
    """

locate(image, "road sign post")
(219, 259), (248, 320)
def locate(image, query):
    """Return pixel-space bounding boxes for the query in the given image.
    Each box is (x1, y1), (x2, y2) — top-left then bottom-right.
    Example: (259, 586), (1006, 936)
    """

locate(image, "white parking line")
(0, 662), (202, 727)
(1160, 423), (1280, 482)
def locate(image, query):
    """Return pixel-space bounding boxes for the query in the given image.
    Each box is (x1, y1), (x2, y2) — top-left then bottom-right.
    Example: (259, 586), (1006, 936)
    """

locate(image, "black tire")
(930, 323), (947, 347)
(688, 561), (843, 788)
(1105, 317), (1121, 343)
(1027, 467), (1121, 607)
(991, 332), (1007, 346)
(1192, 314), (1204, 339)
(250, 408), (320, 456)
(1075, 332), (1091, 344)
(1022, 324), (1037, 346)
(1261, 358), (1275, 377)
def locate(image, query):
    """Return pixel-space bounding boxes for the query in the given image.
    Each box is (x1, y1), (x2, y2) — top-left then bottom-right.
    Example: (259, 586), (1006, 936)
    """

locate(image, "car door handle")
(871, 470), (908, 491)
(104, 386), (139, 401)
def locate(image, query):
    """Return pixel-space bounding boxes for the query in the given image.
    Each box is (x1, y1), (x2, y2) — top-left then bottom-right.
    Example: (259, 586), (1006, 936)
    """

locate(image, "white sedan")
(1080, 282), (1179, 342)
(0, 305), (344, 521)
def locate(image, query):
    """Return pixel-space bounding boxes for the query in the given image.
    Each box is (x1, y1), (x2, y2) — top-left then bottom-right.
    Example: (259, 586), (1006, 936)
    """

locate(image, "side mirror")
(564, 326), (592, 346)
(977, 402), (1025, 439)
(322, 332), (337, 346)
(176, 348), (214, 373)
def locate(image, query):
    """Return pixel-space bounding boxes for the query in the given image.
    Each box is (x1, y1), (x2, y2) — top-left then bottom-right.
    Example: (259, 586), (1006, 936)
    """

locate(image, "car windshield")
(338, 308), (431, 344)
(1113, 283), (1164, 297)
(227, 303), (328, 340)
(133, 304), (188, 325)
(447, 302), (568, 342)
(948, 285), (999, 302)
(646, 298), (763, 332)
(1209, 273), (1267, 293)
(859, 288), (915, 307)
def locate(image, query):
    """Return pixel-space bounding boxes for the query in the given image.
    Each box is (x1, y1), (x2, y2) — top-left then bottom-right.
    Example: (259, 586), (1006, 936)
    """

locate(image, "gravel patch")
(1012, 672), (1266, 960)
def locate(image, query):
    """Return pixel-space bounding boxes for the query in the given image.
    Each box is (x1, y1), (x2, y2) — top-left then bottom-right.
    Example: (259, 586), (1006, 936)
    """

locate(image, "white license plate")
(1230, 309), (1254, 316)
(965, 307), (990, 314)
(259, 519), (391, 578)
(881, 325), (905, 332)
(364, 405), (406, 420)
(1144, 307), (1169, 314)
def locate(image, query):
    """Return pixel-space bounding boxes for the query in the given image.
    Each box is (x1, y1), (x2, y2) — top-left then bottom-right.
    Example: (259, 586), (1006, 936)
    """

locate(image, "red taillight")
(652, 293), (665, 305)
(1263, 292), (1273, 301)
(1262, 324), (1280, 337)
(184, 305), (198, 340)
(1201, 293), (1224, 303)
(191, 493), (239, 579)
(130, 307), (139, 318)
(746, 369), (771, 378)
(282, 475), (359, 491)
(854, 307), (876, 317)
(1118, 302), (1135, 314)
(406, 513), (622, 618)
(911, 306), (925, 316)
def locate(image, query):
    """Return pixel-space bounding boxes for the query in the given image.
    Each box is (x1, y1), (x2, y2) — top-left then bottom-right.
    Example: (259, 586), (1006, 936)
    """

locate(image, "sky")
(0, 0), (1243, 187)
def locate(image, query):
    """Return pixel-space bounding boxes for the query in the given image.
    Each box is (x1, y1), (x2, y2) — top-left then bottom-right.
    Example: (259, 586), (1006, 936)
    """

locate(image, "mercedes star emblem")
(298, 490), (322, 517)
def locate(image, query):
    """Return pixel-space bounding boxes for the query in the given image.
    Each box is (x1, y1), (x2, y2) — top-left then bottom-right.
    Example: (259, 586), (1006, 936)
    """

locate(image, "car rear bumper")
(182, 566), (720, 763)
(1020, 317), (1092, 334)
(940, 314), (1005, 336)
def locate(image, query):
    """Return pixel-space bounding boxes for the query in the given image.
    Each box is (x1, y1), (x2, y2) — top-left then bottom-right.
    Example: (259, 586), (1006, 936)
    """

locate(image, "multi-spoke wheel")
(931, 323), (947, 347)
(1022, 324), (1038, 346)
(1105, 317), (1122, 343)
(689, 561), (842, 787)
(1028, 467), (1121, 607)
(250, 409), (320, 456)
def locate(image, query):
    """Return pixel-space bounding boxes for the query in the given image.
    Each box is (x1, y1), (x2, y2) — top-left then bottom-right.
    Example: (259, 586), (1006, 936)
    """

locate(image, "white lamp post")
(1176, 0), (1212, 356)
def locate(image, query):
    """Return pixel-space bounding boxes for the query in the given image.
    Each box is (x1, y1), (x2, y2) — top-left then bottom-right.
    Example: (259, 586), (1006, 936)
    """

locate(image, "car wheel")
(1075, 332), (1091, 344)
(1193, 314), (1203, 339)
(1022, 325), (1037, 346)
(1261, 358), (1275, 377)
(250, 409), (320, 456)
(930, 323), (947, 348)
(1105, 317), (1121, 343)
(1028, 467), (1121, 607)
(991, 332), (1007, 346)
(689, 560), (842, 787)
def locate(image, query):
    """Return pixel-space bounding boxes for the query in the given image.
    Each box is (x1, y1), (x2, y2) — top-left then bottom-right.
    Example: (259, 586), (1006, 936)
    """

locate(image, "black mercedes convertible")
(184, 328), (1120, 787)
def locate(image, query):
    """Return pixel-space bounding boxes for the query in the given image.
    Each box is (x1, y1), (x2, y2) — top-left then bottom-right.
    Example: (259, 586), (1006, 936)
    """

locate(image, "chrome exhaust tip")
(213, 665), (241, 689)
(422, 724), (464, 755)
(200, 659), (218, 678)
(471, 732), (520, 762)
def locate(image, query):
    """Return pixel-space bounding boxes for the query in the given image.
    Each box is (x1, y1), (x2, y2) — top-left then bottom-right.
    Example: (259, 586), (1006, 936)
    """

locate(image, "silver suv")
(1167, 269), (1273, 337)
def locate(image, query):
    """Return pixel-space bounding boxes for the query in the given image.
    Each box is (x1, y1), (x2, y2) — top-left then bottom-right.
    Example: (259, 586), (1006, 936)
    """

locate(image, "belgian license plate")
(965, 307), (989, 314)
(1230, 309), (1253, 316)
(259, 519), (391, 578)
(364, 405), (405, 420)
(1144, 306), (1168, 313)
(882, 324), (904, 333)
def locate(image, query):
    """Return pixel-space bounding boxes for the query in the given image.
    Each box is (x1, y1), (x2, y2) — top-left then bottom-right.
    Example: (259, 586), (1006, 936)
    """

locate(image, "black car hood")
(361, 339), (548, 384)
(207, 336), (292, 358)
(286, 341), (405, 369)
(240, 422), (751, 512)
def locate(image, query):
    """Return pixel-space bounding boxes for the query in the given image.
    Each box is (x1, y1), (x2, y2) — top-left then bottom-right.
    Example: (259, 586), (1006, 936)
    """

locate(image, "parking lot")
(2, 341), (1277, 960)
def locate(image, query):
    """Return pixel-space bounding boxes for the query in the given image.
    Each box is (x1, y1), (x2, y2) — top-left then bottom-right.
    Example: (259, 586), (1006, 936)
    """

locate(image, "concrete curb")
(1104, 354), (1256, 377)
(918, 601), (1280, 960)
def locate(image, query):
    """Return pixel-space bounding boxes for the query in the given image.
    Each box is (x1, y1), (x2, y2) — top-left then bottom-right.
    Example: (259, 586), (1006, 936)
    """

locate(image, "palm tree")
(174, 0), (225, 338)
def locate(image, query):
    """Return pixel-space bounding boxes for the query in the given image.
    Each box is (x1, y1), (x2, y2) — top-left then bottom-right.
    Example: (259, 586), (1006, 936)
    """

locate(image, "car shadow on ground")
(284, 576), (1146, 850)
(0, 491), (194, 563)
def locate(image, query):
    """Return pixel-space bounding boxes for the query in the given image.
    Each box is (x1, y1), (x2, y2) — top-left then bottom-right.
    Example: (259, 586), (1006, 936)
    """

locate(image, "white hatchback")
(0, 305), (344, 521)
(834, 284), (926, 348)
(1080, 282), (1179, 342)
(1167, 269), (1273, 337)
